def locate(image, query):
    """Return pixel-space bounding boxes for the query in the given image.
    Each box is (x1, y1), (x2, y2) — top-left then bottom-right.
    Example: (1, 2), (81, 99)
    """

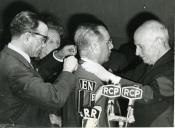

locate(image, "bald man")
(82, 20), (174, 127)
(132, 20), (174, 127)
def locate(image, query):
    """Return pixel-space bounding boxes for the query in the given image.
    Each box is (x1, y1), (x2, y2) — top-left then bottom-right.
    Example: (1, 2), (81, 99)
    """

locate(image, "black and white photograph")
(0, 0), (174, 127)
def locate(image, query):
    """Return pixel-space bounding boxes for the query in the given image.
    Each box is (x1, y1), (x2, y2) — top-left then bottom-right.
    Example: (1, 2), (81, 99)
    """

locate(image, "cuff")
(53, 51), (64, 62)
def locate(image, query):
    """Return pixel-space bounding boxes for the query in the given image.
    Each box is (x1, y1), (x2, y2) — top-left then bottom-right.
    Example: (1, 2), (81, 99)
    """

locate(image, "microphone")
(81, 106), (102, 128)
(101, 84), (143, 127)
(101, 84), (121, 98)
(121, 85), (143, 102)
(121, 85), (143, 127)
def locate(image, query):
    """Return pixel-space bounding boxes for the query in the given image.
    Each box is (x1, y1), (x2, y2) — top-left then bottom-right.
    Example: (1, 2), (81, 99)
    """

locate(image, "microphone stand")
(108, 98), (135, 128)
(107, 85), (142, 128)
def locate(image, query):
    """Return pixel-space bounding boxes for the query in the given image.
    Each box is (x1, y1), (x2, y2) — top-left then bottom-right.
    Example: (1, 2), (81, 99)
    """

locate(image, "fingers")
(63, 45), (77, 56)
(63, 56), (78, 72)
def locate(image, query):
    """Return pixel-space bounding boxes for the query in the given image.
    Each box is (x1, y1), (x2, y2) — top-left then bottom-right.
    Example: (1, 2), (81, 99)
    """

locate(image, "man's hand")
(49, 114), (61, 126)
(63, 56), (78, 72)
(81, 61), (121, 84)
(55, 45), (77, 60)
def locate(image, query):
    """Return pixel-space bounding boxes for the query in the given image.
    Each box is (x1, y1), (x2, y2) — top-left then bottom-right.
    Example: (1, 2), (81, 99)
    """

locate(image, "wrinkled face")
(39, 29), (61, 59)
(134, 29), (158, 65)
(96, 26), (113, 64)
(29, 21), (48, 57)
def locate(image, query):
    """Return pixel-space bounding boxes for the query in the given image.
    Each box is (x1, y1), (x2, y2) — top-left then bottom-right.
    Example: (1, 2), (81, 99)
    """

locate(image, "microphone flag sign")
(102, 84), (121, 98)
(101, 84), (143, 100)
(121, 86), (143, 100)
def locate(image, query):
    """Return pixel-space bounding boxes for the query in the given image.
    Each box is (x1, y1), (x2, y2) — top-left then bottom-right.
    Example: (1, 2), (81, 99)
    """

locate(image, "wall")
(0, 0), (174, 48)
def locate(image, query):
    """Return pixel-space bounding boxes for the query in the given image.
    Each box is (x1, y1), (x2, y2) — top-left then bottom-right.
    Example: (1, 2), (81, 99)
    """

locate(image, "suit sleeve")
(8, 65), (76, 110)
(140, 68), (174, 104)
(155, 73), (174, 97)
(119, 63), (148, 81)
(119, 69), (174, 104)
(37, 51), (63, 82)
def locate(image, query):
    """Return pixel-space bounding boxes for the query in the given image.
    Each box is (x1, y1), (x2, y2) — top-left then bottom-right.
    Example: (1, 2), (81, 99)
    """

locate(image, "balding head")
(135, 20), (169, 46)
(134, 20), (170, 65)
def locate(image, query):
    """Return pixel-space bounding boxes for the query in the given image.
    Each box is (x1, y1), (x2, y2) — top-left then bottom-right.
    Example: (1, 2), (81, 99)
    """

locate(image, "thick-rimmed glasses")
(30, 32), (48, 43)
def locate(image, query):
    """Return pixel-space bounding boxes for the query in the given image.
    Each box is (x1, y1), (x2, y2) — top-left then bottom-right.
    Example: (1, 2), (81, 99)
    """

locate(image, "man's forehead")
(97, 26), (109, 39)
(48, 29), (60, 37)
(97, 26), (108, 33)
(134, 20), (163, 37)
(134, 26), (155, 41)
(36, 21), (48, 35)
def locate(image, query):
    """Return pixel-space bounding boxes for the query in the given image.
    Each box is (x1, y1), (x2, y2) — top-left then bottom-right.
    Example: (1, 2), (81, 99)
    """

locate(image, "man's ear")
(23, 32), (31, 45)
(91, 41), (100, 55)
(156, 37), (167, 49)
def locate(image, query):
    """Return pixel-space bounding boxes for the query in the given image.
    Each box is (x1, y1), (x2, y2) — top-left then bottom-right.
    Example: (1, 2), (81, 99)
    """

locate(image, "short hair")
(40, 12), (64, 38)
(137, 20), (169, 45)
(10, 11), (41, 37)
(74, 23), (107, 52)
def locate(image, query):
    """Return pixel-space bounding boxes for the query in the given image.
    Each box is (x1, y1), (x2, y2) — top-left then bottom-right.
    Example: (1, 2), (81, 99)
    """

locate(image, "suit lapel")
(4, 46), (34, 70)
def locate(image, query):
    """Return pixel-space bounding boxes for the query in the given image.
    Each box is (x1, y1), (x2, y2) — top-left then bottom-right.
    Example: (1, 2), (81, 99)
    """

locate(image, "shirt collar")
(81, 57), (102, 68)
(8, 43), (31, 64)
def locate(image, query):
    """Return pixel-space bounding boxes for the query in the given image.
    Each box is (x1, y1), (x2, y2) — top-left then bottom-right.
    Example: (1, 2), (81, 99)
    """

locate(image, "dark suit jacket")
(31, 50), (64, 126)
(120, 49), (174, 127)
(0, 46), (76, 126)
(32, 50), (63, 83)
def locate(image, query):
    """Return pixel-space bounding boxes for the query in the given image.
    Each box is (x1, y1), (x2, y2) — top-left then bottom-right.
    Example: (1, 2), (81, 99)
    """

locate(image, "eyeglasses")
(106, 38), (113, 46)
(30, 32), (48, 43)
(105, 38), (113, 50)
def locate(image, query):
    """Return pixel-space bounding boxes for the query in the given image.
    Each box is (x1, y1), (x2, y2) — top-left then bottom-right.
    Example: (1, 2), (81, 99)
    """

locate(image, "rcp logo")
(102, 84), (121, 98)
(122, 86), (143, 100)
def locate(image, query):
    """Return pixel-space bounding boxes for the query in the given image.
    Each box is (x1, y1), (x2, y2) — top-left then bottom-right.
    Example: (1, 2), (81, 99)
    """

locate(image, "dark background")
(0, 0), (174, 49)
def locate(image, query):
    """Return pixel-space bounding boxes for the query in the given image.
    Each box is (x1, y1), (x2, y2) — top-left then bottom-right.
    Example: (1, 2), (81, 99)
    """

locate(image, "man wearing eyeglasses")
(0, 11), (78, 127)
(62, 23), (114, 127)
